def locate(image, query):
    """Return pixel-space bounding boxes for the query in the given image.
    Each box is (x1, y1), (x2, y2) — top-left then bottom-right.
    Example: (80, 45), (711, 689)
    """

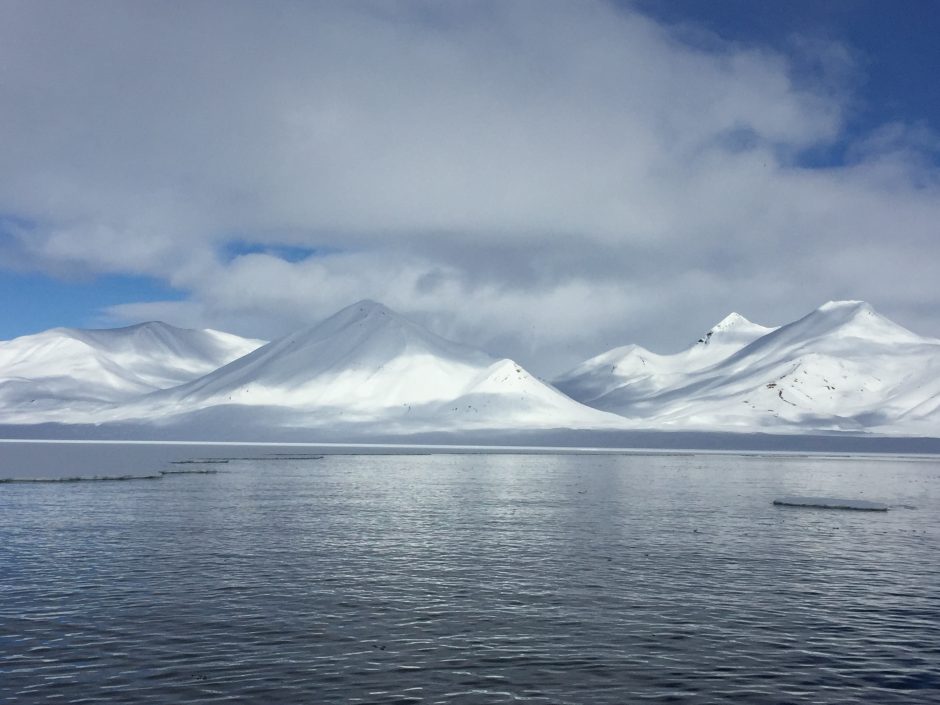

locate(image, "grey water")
(1, 452), (939, 704)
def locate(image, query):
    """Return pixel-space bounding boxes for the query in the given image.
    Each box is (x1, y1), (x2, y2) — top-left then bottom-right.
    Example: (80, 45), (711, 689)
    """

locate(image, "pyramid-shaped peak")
(697, 311), (772, 346)
(335, 299), (395, 320)
(303, 299), (403, 338)
(349, 298), (391, 313)
(169, 297), (496, 402)
(712, 312), (752, 330)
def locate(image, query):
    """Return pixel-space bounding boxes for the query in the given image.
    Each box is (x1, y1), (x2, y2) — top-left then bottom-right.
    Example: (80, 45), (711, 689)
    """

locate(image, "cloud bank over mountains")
(1, 1), (938, 374)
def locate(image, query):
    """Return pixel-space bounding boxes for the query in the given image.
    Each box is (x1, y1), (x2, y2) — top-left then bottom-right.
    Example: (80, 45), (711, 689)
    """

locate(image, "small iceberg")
(773, 496), (888, 511)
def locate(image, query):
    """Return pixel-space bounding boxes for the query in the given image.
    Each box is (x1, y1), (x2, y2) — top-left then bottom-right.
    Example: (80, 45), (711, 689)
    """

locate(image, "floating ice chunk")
(773, 496), (888, 511)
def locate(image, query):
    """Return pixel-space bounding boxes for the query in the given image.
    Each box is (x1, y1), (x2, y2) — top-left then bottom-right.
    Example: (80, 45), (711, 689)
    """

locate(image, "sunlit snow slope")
(556, 312), (775, 406)
(126, 300), (624, 431)
(556, 301), (940, 435)
(0, 322), (264, 421)
(3, 300), (937, 437)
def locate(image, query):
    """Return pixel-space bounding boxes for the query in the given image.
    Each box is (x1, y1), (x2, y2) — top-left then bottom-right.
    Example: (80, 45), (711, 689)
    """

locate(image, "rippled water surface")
(2, 452), (939, 703)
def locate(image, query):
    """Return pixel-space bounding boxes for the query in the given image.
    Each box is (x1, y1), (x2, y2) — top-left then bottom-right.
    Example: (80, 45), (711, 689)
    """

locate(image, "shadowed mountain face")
(556, 301), (940, 435)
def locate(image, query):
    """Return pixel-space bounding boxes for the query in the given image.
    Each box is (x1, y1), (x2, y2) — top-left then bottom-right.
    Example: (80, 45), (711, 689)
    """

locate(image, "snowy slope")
(0, 322), (264, 421)
(118, 300), (625, 432)
(3, 300), (936, 437)
(557, 301), (940, 434)
(555, 312), (775, 405)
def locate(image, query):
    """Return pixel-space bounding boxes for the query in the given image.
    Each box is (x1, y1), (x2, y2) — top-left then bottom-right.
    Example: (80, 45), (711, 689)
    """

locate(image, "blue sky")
(634, 0), (940, 160)
(1, 0), (938, 373)
(0, 271), (183, 335)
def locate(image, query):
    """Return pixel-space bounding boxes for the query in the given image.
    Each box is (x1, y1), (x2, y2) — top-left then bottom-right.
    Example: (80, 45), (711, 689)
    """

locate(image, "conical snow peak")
(696, 311), (771, 347)
(713, 312), (750, 329)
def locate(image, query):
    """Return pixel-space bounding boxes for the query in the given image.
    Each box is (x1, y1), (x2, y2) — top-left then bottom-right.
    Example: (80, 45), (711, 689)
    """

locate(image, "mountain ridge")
(0, 321), (264, 419)
(111, 300), (626, 432)
(1, 299), (937, 437)
(556, 300), (940, 435)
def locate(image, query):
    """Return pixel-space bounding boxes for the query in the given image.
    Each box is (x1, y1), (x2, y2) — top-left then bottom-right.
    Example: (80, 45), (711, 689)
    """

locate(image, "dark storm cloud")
(1, 0), (938, 373)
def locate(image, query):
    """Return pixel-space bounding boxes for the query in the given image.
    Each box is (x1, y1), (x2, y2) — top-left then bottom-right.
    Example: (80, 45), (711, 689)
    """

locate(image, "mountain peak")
(807, 300), (883, 328)
(810, 300), (882, 328)
(348, 299), (391, 314)
(317, 299), (398, 329)
(697, 311), (771, 346)
(147, 299), (621, 430)
(712, 312), (751, 331)
(168, 298), (495, 406)
(291, 299), (404, 344)
(745, 299), (926, 353)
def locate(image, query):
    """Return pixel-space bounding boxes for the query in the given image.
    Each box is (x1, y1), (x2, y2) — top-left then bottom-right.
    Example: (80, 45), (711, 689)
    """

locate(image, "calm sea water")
(1, 452), (938, 704)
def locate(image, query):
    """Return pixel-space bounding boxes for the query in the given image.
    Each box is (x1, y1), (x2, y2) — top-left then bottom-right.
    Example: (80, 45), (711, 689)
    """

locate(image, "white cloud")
(1, 0), (938, 374)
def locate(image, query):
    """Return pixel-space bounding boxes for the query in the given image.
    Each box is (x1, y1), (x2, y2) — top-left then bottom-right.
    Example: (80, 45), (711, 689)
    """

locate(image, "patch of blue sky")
(0, 213), (34, 232)
(220, 240), (338, 264)
(0, 271), (184, 340)
(631, 0), (940, 168)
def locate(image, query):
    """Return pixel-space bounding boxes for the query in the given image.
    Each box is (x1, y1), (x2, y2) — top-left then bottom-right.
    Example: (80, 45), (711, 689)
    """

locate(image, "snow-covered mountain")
(1, 299), (937, 438)
(556, 301), (940, 435)
(556, 312), (776, 406)
(116, 300), (625, 432)
(0, 322), (264, 421)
